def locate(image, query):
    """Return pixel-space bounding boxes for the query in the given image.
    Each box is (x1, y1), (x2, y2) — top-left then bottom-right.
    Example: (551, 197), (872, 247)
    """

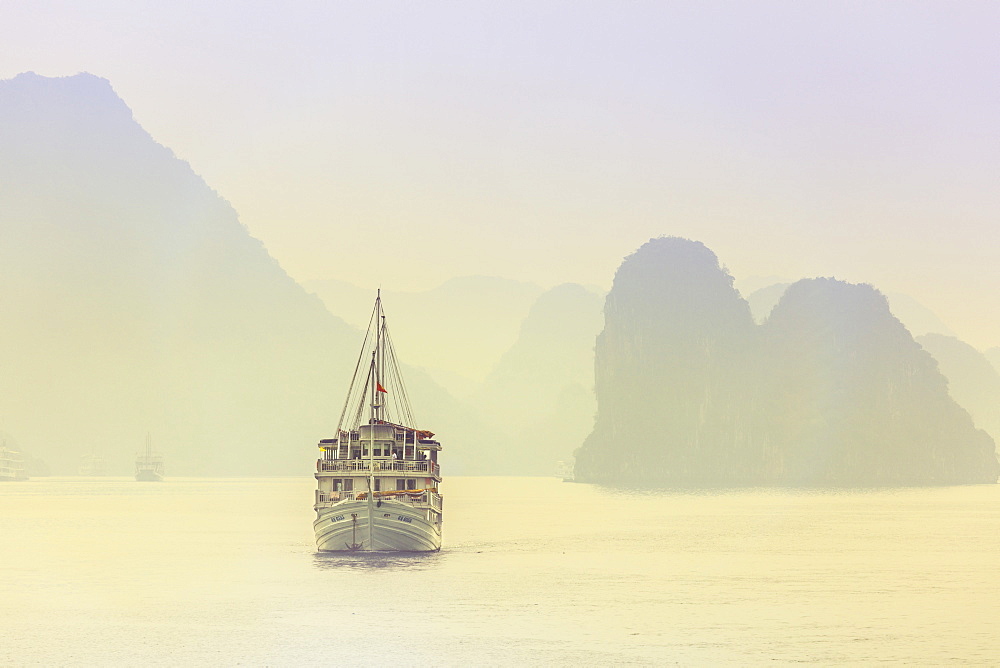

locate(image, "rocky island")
(575, 237), (999, 486)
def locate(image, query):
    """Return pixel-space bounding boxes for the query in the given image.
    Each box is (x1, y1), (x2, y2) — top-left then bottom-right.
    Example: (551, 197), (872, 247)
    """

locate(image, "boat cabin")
(315, 419), (442, 507)
(319, 420), (440, 464)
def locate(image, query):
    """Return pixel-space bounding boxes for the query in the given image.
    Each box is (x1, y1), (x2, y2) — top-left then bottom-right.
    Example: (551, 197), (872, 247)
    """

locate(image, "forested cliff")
(575, 238), (999, 486)
(575, 238), (757, 484)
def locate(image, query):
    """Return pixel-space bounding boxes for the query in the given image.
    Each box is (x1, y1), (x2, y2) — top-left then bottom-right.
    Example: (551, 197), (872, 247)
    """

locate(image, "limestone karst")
(760, 279), (996, 485)
(575, 238), (999, 486)
(575, 237), (758, 485)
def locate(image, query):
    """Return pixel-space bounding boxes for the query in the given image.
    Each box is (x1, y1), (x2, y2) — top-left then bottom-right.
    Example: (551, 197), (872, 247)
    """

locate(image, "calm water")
(1, 476), (998, 665)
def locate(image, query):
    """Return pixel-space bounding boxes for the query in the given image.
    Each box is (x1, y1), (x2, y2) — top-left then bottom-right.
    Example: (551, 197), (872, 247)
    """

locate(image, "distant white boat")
(78, 453), (107, 476)
(0, 442), (27, 481)
(556, 460), (575, 483)
(313, 292), (443, 552)
(135, 434), (164, 482)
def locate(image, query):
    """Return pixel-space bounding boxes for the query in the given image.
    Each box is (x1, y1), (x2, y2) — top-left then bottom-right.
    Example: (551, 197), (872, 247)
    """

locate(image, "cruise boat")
(0, 442), (27, 481)
(78, 453), (107, 476)
(135, 434), (164, 482)
(314, 292), (443, 552)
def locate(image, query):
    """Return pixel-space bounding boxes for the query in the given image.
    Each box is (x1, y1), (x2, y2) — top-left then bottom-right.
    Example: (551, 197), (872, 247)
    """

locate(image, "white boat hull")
(314, 499), (441, 552)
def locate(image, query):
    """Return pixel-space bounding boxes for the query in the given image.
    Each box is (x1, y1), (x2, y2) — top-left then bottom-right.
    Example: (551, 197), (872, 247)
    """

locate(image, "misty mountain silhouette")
(0, 72), (546, 477)
(306, 276), (543, 385)
(747, 283), (958, 340)
(745, 282), (791, 324)
(917, 334), (1000, 446)
(985, 348), (1000, 378)
(308, 278), (605, 474)
(0, 72), (361, 474)
(8, 73), (993, 484)
(575, 237), (999, 486)
(470, 283), (604, 473)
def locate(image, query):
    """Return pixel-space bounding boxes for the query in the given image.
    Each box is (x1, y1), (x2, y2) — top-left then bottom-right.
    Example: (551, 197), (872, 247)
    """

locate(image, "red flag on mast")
(376, 382), (388, 393)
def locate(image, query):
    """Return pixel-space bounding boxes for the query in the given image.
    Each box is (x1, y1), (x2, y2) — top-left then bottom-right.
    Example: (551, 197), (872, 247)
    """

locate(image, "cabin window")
(374, 479), (381, 491)
(406, 479), (416, 490)
(396, 479), (406, 490)
(373, 448), (382, 457)
(332, 479), (342, 491)
(343, 479), (353, 491)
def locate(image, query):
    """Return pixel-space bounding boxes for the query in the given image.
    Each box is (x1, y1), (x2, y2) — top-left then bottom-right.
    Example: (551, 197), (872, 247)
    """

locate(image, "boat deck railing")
(315, 489), (443, 510)
(317, 459), (440, 477)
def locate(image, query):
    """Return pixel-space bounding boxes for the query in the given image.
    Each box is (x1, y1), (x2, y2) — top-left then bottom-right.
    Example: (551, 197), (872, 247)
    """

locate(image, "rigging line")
(335, 301), (379, 434)
(392, 368), (413, 428)
(381, 327), (403, 422)
(389, 368), (406, 427)
(382, 316), (405, 424)
(378, 312), (387, 422)
(348, 359), (371, 429)
(393, 357), (415, 427)
(382, 327), (402, 421)
(351, 371), (372, 429)
(390, 333), (416, 424)
(395, 368), (408, 425)
(383, 328), (415, 427)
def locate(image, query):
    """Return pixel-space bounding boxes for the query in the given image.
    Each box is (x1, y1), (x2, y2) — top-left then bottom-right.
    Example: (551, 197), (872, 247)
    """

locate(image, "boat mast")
(367, 290), (382, 549)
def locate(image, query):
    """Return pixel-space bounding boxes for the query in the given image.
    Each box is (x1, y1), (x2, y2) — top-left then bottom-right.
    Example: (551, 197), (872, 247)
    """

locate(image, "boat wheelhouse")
(313, 292), (443, 552)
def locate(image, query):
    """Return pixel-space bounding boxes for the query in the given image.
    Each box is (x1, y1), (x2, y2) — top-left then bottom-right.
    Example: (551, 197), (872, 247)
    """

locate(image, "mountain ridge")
(576, 237), (999, 486)
(0, 72), (358, 474)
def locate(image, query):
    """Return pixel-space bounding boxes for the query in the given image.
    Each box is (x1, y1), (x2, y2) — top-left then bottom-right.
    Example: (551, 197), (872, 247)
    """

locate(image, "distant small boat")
(78, 453), (107, 476)
(556, 460), (575, 483)
(0, 442), (27, 481)
(135, 434), (164, 482)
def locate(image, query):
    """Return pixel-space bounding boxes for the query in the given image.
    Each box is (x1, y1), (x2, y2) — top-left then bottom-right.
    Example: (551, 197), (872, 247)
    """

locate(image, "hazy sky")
(2, 1), (999, 347)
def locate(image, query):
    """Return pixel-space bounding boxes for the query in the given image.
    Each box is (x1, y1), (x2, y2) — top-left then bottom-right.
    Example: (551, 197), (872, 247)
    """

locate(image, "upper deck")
(317, 458), (441, 479)
(316, 420), (441, 481)
(320, 422), (440, 449)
